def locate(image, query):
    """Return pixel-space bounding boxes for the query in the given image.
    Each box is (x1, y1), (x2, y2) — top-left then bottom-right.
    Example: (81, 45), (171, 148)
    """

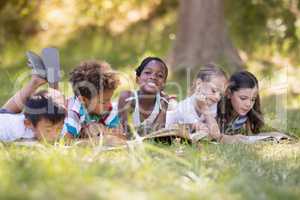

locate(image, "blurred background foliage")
(0, 0), (299, 134)
(226, 0), (300, 60)
(1, 0), (300, 65)
(0, 3), (299, 199)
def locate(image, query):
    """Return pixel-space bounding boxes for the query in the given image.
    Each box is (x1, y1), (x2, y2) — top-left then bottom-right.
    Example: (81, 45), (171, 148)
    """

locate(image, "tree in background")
(169, 0), (243, 73)
(1, 0), (300, 70)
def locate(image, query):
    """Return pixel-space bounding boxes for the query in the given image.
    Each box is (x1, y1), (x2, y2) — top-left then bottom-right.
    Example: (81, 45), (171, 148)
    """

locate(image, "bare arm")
(2, 75), (47, 113)
(202, 112), (222, 140)
(117, 91), (133, 135)
(153, 97), (168, 131)
(193, 96), (222, 141)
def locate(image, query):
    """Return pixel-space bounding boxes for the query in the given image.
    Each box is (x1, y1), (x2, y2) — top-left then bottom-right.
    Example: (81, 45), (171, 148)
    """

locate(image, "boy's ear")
(136, 76), (140, 84)
(24, 118), (34, 129)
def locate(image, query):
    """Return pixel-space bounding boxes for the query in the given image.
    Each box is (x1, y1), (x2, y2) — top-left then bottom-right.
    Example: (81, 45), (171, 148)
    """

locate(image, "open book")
(138, 127), (292, 144)
(84, 125), (293, 145)
(135, 125), (207, 143)
(11, 128), (293, 148)
(237, 132), (292, 144)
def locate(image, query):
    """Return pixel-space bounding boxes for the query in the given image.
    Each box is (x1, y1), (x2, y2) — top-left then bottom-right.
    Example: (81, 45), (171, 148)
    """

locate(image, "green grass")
(1, 10), (300, 199)
(0, 142), (299, 200)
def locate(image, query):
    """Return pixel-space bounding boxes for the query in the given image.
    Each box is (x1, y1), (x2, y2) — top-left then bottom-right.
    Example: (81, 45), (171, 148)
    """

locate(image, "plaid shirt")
(225, 115), (248, 135)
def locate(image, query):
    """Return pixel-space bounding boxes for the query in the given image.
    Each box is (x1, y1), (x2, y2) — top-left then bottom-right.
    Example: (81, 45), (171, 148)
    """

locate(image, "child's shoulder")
(173, 96), (197, 115)
(177, 96), (192, 106)
(0, 113), (34, 142)
(0, 112), (25, 121)
(66, 96), (83, 113)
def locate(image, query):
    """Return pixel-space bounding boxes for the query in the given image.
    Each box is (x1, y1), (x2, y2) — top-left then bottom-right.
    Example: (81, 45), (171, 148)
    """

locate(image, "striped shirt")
(61, 97), (120, 137)
(225, 115), (248, 135)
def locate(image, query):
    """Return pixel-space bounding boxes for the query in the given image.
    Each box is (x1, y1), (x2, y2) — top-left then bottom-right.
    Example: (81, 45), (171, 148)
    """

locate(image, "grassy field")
(0, 141), (299, 200)
(1, 64), (299, 199)
(1, 14), (300, 199)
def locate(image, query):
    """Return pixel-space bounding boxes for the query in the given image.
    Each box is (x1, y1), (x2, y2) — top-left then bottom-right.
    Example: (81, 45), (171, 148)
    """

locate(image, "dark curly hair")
(24, 90), (66, 127)
(135, 57), (168, 79)
(70, 60), (119, 99)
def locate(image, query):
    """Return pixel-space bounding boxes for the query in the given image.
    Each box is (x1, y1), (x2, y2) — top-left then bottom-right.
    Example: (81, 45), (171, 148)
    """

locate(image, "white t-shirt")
(166, 96), (217, 128)
(0, 113), (35, 142)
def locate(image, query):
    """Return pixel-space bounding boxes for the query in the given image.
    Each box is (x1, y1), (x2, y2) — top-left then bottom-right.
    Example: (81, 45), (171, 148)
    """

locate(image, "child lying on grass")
(118, 57), (170, 137)
(166, 64), (228, 140)
(165, 69), (291, 144)
(0, 48), (65, 142)
(215, 71), (290, 143)
(62, 60), (125, 140)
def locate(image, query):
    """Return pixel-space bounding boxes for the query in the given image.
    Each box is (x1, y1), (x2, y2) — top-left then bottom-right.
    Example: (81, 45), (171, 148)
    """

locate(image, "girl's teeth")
(148, 82), (156, 87)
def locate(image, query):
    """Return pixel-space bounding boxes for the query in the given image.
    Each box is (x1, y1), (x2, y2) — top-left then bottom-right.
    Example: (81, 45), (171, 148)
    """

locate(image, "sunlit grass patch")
(0, 141), (299, 200)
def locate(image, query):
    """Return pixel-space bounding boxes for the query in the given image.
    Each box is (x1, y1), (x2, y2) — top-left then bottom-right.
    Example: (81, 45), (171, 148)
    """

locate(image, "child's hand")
(82, 123), (127, 140)
(192, 122), (209, 133)
(194, 93), (210, 114)
(208, 131), (222, 141)
(105, 127), (128, 140)
(82, 123), (106, 138)
(30, 74), (47, 88)
(192, 122), (224, 142)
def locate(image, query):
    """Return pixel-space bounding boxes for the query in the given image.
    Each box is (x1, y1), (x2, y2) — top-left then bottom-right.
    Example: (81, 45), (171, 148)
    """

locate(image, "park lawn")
(0, 59), (299, 200)
(0, 141), (299, 200)
(1, 18), (299, 200)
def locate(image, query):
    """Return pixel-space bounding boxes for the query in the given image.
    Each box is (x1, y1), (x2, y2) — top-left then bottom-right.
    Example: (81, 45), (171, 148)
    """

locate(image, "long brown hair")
(217, 71), (264, 134)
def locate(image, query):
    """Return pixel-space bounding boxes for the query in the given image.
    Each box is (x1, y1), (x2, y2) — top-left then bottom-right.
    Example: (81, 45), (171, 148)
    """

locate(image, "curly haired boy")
(62, 60), (122, 139)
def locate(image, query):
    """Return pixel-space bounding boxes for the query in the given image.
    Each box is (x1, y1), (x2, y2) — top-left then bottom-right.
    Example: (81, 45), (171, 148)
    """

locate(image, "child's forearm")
(2, 79), (43, 113)
(119, 115), (130, 134)
(203, 112), (222, 140)
(117, 94), (131, 134)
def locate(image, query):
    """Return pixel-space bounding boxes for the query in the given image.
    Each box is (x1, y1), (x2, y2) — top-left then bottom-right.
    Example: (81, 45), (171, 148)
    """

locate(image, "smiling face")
(195, 75), (227, 106)
(229, 87), (258, 116)
(136, 60), (167, 94)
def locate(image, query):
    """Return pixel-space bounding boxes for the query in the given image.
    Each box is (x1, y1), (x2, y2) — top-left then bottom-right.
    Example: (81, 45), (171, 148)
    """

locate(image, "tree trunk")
(168, 0), (243, 73)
